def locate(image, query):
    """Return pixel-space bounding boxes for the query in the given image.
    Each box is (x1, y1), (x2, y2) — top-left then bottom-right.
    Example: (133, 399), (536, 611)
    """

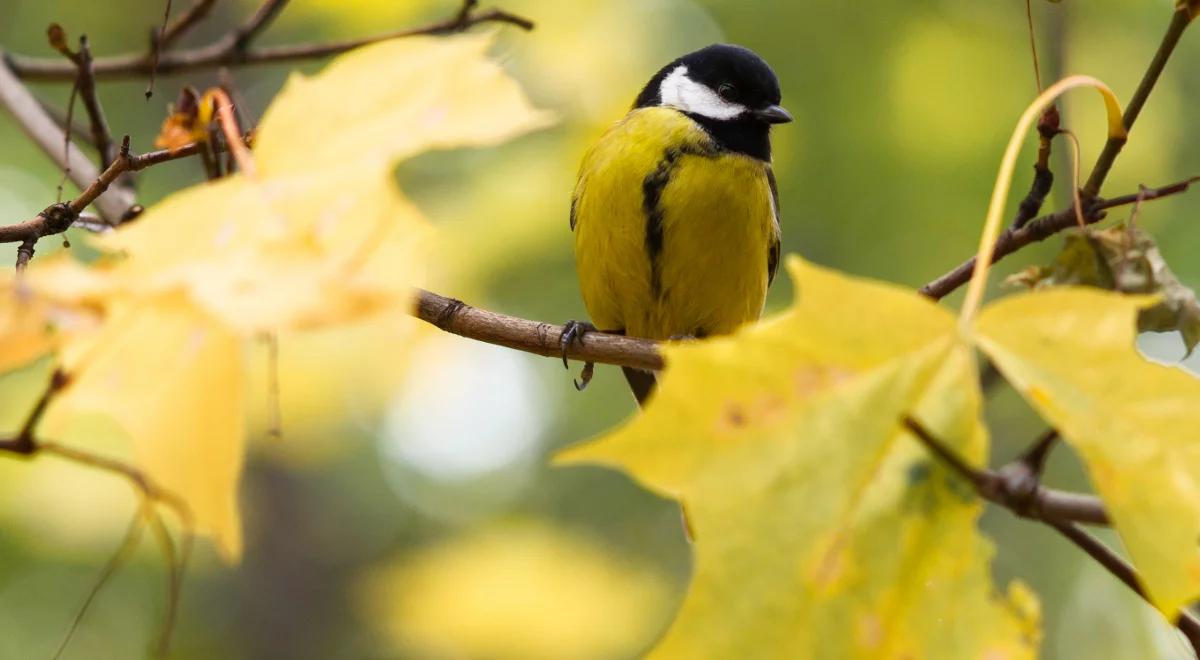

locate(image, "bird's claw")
(559, 320), (595, 369)
(573, 361), (595, 391)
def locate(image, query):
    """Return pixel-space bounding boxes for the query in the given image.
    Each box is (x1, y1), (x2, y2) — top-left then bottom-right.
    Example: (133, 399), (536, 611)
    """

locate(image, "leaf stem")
(958, 76), (1123, 329)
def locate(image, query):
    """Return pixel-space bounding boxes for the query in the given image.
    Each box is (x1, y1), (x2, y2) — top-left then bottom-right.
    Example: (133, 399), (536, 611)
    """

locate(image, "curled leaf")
(1004, 225), (1200, 354)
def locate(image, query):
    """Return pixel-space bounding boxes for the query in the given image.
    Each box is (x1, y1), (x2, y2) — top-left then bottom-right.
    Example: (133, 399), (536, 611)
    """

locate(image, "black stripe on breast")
(642, 143), (720, 298)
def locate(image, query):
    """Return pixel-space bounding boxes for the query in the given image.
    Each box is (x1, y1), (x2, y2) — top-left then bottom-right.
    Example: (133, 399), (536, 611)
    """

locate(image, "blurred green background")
(1, 0), (1199, 658)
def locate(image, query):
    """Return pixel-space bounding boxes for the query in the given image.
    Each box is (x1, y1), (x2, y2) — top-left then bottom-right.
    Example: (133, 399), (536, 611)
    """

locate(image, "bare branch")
(413, 289), (664, 372)
(920, 174), (1200, 300)
(1050, 521), (1200, 655)
(1084, 7), (1192, 196)
(232, 0), (290, 52)
(901, 417), (1108, 526)
(902, 417), (1200, 652)
(0, 134), (251, 271)
(0, 52), (134, 222)
(52, 506), (148, 660)
(71, 36), (115, 167)
(157, 0), (217, 49)
(5, 3), (535, 81)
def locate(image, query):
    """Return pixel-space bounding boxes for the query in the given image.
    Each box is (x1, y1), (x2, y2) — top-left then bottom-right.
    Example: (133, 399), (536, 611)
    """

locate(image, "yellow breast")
(572, 107), (778, 340)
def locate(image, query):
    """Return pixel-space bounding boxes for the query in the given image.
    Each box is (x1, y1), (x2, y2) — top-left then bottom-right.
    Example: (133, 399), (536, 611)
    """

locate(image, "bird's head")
(635, 44), (792, 127)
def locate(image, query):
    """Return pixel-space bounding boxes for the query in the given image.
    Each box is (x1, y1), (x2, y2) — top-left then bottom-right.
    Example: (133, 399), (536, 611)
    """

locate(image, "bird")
(564, 43), (791, 405)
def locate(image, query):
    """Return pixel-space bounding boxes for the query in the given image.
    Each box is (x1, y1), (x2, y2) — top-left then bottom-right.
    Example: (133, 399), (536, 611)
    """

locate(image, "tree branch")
(901, 417), (1108, 525)
(231, 0), (290, 53)
(413, 289), (664, 372)
(69, 36), (115, 167)
(1050, 520), (1200, 654)
(919, 174), (1200, 300)
(902, 416), (1200, 656)
(4, 1), (535, 81)
(156, 0), (218, 50)
(919, 6), (1193, 301)
(0, 51), (134, 223)
(0, 135), (250, 267)
(1084, 7), (1192, 196)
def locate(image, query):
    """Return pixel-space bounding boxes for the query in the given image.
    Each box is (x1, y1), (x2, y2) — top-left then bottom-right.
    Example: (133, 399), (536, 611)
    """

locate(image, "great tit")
(565, 44), (791, 404)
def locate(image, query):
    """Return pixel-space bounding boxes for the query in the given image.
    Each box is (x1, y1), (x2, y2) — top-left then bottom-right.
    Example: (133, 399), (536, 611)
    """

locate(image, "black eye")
(717, 83), (737, 102)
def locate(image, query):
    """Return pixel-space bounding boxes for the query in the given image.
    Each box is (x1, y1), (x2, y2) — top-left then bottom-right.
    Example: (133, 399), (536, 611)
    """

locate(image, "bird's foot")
(574, 361), (595, 391)
(560, 320), (597, 391)
(668, 333), (698, 342)
(559, 320), (596, 367)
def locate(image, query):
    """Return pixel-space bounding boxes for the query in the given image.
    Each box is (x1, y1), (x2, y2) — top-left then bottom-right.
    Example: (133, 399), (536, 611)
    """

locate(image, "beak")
(752, 104), (793, 124)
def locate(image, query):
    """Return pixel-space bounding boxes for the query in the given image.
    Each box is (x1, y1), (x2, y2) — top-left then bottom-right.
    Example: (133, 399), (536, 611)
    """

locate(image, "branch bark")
(4, 2), (535, 81)
(157, 0), (218, 49)
(413, 289), (664, 371)
(903, 417), (1199, 657)
(0, 135), (250, 264)
(920, 174), (1200, 300)
(0, 51), (134, 223)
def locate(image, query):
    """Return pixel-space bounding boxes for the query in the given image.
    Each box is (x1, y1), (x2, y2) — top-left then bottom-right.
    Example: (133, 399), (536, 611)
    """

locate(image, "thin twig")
(1010, 107), (1059, 231)
(157, 0), (217, 49)
(1084, 7), (1192, 196)
(0, 133), (252, 270)
(920, 174), (1200, 300)
(52, 504), (149, 660)
(232, 0), (290, 52)
(0, 50), (135, 222)
(148, 510), (191, 658)
(901, 417), (1108, 525)
(71, 36), (115, 166)
(903, 417), (1200, 654)
(55, 81), (79, 202)
(1050, 521), (1200, 655)
(1026, 0), (1043, 93)
(5, 3), (535, 81)
(146, 0), (176, 98)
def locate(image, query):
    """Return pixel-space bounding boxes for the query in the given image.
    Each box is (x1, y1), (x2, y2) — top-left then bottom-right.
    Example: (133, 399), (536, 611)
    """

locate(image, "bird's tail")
(621, 366), (657, 407)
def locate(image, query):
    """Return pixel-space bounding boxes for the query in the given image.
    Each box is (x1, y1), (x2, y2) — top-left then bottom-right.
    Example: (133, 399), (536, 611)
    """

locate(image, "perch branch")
(4, 1), (535, 81)
(413, 289), (664, 372)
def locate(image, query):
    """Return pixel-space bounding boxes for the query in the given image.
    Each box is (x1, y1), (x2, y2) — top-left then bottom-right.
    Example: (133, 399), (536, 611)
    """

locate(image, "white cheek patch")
(658, 65), (747, 120)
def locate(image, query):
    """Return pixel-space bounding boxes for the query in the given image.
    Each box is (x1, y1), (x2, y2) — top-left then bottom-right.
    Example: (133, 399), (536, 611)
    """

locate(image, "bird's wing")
(766, 165), (782, 287)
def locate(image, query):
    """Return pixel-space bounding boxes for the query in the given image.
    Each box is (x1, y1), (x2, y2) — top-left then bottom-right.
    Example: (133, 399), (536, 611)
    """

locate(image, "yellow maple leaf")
(560, 257), (1038, 659)
(31, 33), (548, 560)
(99, 168), (427, 333)
(49, 292), (244, 560)
(253, 34), (554, 176)
(0, 257), (109, 374)
(975, 288), (1200, 618)
(0, 286), (55, 374)
(94, 34), (545, 336)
